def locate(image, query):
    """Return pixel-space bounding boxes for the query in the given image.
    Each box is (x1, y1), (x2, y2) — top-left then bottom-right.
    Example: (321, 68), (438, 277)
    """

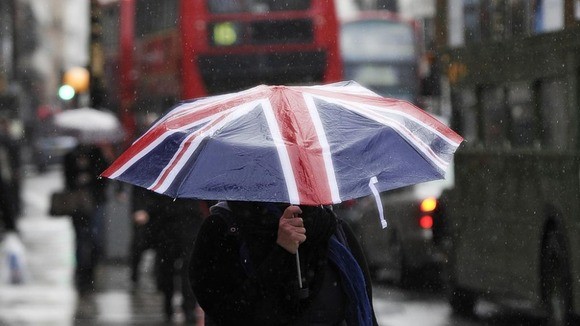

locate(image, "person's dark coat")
(0, 132), (21, 231)
(63, 144), (108, 206)
(190, 202), (378, 326)
(63, 144), (109, 292)
(140, 190), (203, 322)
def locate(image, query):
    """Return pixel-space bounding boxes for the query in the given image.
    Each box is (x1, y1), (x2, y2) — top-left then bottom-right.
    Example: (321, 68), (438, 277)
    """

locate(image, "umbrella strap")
(368, 177), (387, 229)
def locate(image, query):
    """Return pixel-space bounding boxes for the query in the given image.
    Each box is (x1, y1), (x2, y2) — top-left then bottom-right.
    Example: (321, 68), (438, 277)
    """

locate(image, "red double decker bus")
(99, 0), (342, 140)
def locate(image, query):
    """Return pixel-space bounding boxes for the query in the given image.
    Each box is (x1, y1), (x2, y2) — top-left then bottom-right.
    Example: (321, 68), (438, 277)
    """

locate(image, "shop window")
(507, 83), (535, 148)
(532, 0), (564, 34)
(481, 87), (508, 147)
(481, 0), (507, 41)
(508, 0), (531, 37)
(539, 79), (569, 150)
(464, 0), (481, 44)
(455, 89), (479, 146)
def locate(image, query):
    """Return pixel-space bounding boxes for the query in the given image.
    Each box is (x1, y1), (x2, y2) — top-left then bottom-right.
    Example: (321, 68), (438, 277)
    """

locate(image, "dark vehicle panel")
(335, 174), (453, 286)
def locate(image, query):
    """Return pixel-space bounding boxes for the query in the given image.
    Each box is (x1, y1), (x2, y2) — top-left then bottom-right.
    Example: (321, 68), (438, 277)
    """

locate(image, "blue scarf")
(327, 235), (373, 326)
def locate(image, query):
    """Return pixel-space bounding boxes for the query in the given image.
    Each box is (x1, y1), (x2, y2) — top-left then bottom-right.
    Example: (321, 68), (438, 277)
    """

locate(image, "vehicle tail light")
(420, 197), (437, 212)
(419, 215), (434, 229)
(419, 197), (438, 230)
(342, 199), (357, 208)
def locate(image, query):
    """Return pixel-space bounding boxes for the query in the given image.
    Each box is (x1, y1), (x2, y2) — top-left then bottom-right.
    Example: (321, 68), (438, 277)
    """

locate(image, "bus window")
(539, 79), (569, 150)
(481, 86), (508, 147)
(197, 0), (341, 95)
(207, 0), (311, 13)
(507, 83), (535, 148)
(136, 0), (178, 36)
(340, 15), (420, 104)
(341, 21), (416, 62)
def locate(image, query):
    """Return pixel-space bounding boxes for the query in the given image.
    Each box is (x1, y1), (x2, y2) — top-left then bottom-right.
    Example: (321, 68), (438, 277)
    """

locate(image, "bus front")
(340, 16), (420, 105)
(181, 0), (342, 97)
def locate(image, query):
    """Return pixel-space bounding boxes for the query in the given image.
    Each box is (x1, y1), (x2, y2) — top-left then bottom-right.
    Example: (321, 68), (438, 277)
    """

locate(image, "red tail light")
(419, 197), (437, 229)
(419, 215), (434, 229)
(342, 199), (357, 208)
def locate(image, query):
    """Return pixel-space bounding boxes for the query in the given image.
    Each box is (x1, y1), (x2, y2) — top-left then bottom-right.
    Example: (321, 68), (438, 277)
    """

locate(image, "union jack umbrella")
(102, 81), (463, 227)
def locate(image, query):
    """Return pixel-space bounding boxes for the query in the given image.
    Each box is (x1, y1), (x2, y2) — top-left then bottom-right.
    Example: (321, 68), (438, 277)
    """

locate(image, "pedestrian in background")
(63, 143), (109, 293)
(134, 189), (203, 324)
(0, 116), (22, 234)
(129, 185), (160, 289)
(190, 201), (378, 326)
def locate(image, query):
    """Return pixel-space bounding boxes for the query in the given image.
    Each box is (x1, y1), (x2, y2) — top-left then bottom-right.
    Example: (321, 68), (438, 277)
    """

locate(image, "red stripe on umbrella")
(269, 87), (334, 205)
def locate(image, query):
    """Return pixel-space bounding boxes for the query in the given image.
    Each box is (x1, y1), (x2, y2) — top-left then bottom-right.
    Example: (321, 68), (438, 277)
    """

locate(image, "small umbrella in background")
(101, 81), (463, 287)
(54, 107), (125, 144)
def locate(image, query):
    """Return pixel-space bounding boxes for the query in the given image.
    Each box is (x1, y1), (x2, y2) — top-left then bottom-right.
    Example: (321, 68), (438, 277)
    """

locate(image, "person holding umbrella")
(100, 81), (462, 325)
(189, 201), (378, 325)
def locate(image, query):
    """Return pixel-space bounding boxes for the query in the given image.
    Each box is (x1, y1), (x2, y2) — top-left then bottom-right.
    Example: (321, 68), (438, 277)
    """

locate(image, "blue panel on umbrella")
(315, 99), (442, 200)
(167, 105), (290, 202)
(117, 132), (191, 188)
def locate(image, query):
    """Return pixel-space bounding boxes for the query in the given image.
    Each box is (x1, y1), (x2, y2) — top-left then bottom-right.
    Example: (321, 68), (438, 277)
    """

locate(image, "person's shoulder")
(202, 203), (241, 236)
(203, 210), (232, 231)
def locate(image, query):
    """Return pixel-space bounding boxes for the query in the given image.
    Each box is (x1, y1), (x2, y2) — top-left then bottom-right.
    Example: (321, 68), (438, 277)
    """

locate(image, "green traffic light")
(58, 85), (76, 100)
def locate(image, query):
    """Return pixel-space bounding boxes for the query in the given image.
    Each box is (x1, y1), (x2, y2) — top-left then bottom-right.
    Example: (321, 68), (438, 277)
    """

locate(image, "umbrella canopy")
(102, 81), (463, 206)
(54, 107), (125, 144)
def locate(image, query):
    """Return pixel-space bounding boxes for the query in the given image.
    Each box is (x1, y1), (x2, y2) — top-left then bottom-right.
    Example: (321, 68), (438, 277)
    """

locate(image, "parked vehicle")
(335, 166), (453, 286)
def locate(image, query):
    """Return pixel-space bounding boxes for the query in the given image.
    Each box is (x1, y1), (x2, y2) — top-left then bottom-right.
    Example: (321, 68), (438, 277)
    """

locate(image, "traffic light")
(58, 67), (90, 101)
(58, 85), (75, 101)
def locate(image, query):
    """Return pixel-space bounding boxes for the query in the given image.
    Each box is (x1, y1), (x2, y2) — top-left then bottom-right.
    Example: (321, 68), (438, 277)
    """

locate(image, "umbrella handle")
(295, 249), (310, 299)
(296, 249), (303, 288)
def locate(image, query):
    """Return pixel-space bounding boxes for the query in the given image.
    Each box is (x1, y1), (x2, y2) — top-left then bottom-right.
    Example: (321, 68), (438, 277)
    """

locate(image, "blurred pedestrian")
(135, 189), (204, 323)
(190, 201), (378, 326)
(0, 116), (22, 234)
(129, 186), (160, 288)
(63, 143), (109, 293)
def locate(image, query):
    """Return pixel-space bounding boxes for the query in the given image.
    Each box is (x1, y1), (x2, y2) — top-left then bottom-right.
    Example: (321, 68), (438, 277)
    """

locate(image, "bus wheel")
(541, 228), (572, 326)
(449, 285), (476, 317)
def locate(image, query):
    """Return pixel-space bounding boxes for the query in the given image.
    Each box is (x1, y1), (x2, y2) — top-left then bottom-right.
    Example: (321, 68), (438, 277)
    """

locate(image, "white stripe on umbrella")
(303, 93), (341, 204)
(151, 100), (264, 194)
(261, 99), (300, 205)
(107, 113), (216, 180)
(311, 93), (457, 172)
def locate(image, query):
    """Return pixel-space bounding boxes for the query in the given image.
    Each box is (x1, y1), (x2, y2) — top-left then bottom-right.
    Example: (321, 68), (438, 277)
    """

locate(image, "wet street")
(74, 261), (202, 325)
(0, 167), (546, 325)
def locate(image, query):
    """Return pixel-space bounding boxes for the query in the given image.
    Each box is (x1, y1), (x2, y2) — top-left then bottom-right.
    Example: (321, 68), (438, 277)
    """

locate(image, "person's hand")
(133, 210), (149, 225)
(277, 205), (306, 254)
